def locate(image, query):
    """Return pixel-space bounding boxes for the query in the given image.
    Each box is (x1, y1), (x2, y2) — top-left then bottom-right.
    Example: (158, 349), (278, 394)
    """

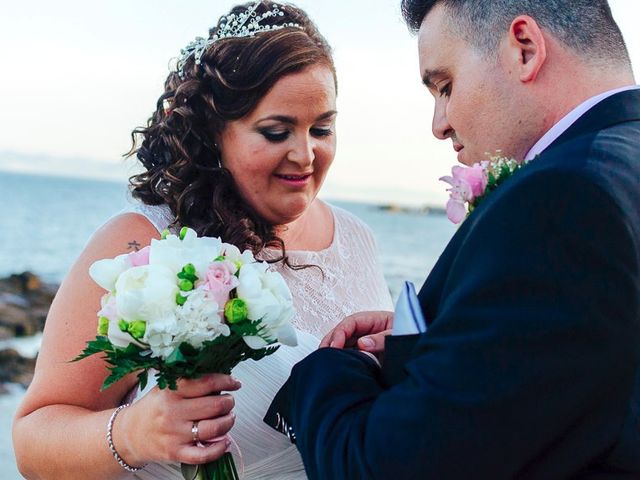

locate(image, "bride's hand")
(320, 311), (394, 353)
(115, 374), (242, 467)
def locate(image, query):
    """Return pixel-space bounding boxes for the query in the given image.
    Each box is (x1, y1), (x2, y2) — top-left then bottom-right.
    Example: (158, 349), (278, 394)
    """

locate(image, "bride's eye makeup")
(258, 125), (334, 142)
(258, 128), (290, 142)
(310, 126), (334, 138)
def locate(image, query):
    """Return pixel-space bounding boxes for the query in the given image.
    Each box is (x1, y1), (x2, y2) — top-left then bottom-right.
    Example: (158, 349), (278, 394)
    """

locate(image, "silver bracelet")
(106, 403), (146, 473)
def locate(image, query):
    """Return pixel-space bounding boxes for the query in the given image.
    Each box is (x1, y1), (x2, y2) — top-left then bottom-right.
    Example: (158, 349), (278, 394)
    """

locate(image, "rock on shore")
(0, 349), (36, 394)
(0, 273), (57, 392)
(377, 204), (446, 215)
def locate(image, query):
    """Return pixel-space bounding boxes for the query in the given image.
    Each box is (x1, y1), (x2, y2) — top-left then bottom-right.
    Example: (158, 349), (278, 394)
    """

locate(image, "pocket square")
(392, 281), (427, 335)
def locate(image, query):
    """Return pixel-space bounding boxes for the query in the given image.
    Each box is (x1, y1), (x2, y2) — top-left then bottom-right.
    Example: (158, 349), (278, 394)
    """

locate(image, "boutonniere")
(440, 155), (529, 224)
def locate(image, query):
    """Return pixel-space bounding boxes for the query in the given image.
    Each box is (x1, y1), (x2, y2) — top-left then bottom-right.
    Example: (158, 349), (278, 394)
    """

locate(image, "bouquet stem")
(181, 453), (239, 480)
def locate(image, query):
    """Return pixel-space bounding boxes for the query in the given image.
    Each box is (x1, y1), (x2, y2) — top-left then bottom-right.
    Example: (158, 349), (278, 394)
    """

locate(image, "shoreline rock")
(0, 272), (57, 338)
(0, 348), (36, 389)
(0, 272), (58, 392)
(376, 204), (446, 216)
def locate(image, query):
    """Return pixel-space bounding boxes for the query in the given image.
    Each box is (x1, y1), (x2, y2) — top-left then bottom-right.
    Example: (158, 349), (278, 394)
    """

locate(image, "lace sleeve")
(119, 202), (177, 234)
(333, 206), (395, 311)
(270, 205), (394, 338)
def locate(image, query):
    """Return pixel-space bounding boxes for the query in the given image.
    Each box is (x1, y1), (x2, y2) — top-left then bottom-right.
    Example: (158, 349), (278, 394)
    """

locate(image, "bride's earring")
(214, 143), (223, 169)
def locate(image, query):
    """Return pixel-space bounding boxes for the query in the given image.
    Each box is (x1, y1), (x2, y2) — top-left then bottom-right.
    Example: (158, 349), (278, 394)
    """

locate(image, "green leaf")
(245, 345), (280, 362)
(229, 320), (263, 337)
(168, 377), (178, 391)
(157, 376), (168, 390)
(137, 370), (148, 391)
(487, 171), (497, 188)
(179, 342), (199, 357)
(102, 369), (133, 391)
(71, 336), (114, 362)
(166, 347), (187, 365)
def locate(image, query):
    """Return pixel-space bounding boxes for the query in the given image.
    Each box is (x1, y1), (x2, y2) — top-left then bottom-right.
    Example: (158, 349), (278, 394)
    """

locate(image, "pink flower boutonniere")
(440, 155), (529, 224)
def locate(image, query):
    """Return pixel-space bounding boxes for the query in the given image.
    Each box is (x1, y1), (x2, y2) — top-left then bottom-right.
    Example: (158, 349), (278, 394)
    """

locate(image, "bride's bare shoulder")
(85, 212), (161, 260)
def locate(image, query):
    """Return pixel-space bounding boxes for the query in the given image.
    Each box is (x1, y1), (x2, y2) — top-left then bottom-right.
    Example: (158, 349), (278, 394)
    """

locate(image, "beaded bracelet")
(106, 403), (147, 473)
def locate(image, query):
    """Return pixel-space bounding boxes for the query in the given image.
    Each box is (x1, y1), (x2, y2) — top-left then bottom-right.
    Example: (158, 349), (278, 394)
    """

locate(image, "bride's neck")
(275, 201), (332, 251)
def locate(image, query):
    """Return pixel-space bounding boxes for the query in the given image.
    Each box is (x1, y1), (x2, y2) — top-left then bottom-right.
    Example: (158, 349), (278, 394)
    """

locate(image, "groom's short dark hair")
(401, 0), (630, 68)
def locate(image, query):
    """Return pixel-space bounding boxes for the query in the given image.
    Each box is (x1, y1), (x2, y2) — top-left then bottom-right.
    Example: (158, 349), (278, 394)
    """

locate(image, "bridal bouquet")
(440, 154), (529, 224)
(74, 227), (297, 480)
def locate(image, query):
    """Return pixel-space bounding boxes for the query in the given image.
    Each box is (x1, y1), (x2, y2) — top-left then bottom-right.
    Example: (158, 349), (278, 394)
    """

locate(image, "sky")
(1, 0), (639, 206)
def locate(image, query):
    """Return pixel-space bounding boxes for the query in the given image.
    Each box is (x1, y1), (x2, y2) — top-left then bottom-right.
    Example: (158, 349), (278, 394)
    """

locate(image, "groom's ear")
(506, 15), (547, 83)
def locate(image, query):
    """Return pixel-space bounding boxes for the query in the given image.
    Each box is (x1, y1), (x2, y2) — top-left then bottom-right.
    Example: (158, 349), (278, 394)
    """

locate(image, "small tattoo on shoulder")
(127, 240), (142, 252)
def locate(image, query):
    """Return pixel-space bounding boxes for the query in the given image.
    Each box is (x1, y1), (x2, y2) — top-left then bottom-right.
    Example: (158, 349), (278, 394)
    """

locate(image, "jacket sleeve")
(266, 168), (640, 479)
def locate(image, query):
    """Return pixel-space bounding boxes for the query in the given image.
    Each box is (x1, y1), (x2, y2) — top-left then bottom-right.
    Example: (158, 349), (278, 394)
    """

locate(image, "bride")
(12, 2), (393, 479)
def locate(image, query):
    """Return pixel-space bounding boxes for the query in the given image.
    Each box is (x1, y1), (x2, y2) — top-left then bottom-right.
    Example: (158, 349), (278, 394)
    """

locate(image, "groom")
(264, 0), (640, 478)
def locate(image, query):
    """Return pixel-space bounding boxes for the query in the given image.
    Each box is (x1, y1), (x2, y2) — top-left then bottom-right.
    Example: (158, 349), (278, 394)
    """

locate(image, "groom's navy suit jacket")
(265, 89), (640, 479)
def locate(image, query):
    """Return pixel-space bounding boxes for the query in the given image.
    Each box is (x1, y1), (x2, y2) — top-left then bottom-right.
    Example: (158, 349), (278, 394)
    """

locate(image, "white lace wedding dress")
(122, 202), (393, 479)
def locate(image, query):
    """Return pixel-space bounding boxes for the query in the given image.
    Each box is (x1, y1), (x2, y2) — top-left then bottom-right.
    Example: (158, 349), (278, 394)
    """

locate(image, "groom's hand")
(320, 311), (394, 353)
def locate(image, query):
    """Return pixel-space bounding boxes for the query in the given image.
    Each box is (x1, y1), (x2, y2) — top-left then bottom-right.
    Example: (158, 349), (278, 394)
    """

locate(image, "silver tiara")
(175, 2), (302, 79)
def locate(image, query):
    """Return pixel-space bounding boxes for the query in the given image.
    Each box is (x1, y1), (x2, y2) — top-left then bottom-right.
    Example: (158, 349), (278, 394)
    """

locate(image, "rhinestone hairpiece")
(175, 2), (302, 78)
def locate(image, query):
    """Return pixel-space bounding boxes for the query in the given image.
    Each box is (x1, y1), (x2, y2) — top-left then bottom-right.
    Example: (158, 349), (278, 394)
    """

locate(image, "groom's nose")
(432, 100), (453, 140)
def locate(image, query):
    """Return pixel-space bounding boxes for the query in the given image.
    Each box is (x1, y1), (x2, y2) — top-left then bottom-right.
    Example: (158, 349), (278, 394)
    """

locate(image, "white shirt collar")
(524, 85), (640, 161)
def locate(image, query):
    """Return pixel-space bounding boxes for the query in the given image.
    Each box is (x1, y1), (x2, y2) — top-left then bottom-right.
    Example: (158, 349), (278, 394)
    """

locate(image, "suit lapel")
(546, 88), (640, 153)
(417, 218), (472, 325)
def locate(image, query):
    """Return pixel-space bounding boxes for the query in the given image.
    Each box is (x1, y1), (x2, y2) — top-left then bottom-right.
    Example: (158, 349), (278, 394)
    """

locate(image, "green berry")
(176, 293), (187, 306)
(127, 320), (146, 340)
(98, 317), (109, 336)
(224, 298), (249, 324)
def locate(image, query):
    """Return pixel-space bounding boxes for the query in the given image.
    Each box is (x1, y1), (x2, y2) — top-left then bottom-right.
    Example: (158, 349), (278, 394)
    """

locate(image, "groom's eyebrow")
(422, 68), (449, 89)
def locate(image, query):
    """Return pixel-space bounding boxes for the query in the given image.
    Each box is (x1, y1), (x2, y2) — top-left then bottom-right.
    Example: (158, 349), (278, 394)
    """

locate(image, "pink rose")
(452, 164), (487, 199)
(445, 198), (467, 224)
(440, 162), (488, 224)
(127, 246), (150, 267)
(203, 261), (239, 308)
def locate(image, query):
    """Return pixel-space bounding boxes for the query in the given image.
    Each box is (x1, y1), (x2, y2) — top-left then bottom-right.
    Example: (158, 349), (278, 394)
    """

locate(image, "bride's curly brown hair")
(127, 1), (336, 262)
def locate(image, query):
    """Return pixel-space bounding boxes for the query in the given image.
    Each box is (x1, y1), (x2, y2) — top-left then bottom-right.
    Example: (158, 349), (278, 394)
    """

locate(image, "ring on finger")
(191, 421), (205, 448)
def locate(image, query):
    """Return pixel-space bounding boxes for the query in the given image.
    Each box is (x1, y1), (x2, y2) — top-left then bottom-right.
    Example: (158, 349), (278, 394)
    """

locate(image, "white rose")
(89, 254), (129, 291)
(174, 288), (230, 350)
(143, 312), (181, 359)
(115, 264), (179, 324)
(236, 263), (297, 349)
(149, 229), (222, 279)
(115, 265), (179, 358)
(221, 244), (256, 267)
